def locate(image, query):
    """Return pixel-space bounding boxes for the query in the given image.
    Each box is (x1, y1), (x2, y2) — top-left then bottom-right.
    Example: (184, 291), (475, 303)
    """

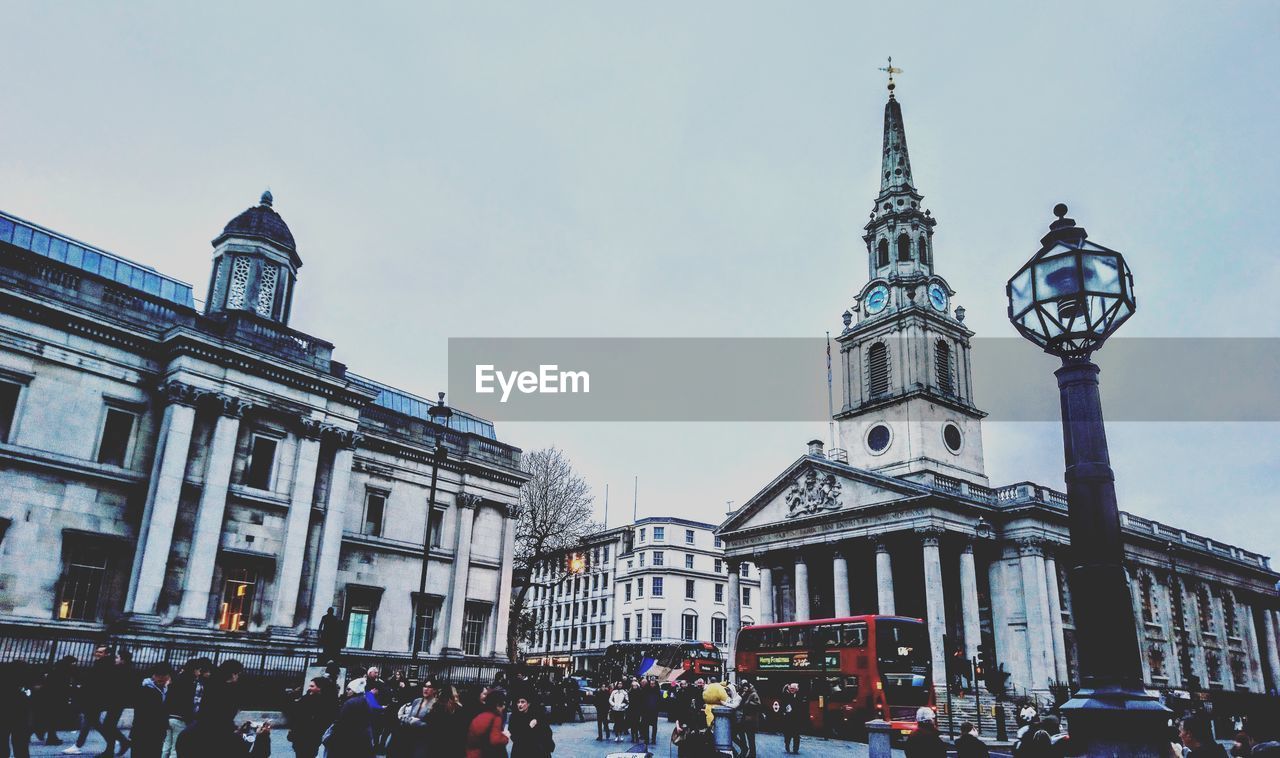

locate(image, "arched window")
(1139, 573), (1157, 624)
(897, 233), (911, 262)
(934, 340), (953, 395)
(919, 235), (929, 265)
(868, 342), (890, 396)
(877, 239), (889, 268)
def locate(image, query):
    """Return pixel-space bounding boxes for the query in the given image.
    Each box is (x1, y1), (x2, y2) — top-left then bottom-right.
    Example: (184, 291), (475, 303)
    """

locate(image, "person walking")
(426, 684), (468, 758)
(130, 663), (173, 758)
(608, 681), (630, 743)
(904, 712), (949, 758)
(593, 683), (611, 740)
(286, 676), (337, 758)
(639, 679), (660, 745)
(326, 679), (378, 758)
(508, 695), (552, 758)
(0, 661), (34, 758)
(162, 657), (213, 758)
(465, 688), (509, 758)
(33, 655), (75, 748)
(100, 649), (135, 757)
(955, 721), (991, 758)
(389, 678), (438, 758)
(733, 680), (761, 758)
(65, 645), (113, 755)
(778, 683), (805, 755)
(1180, 715), (1230, 758)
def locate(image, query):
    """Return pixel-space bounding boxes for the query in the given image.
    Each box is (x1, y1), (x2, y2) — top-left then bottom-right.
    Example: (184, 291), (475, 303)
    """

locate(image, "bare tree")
(507, 446), (598, 660)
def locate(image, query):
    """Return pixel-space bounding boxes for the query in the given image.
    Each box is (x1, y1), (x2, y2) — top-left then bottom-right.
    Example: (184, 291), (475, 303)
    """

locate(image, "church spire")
(880, 89), (915, 197)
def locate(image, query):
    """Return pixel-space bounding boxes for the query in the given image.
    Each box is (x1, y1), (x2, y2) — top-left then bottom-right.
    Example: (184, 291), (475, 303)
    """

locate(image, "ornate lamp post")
(1007, 205), (1170, 754)
(411, 393), (453, 668)
(565, 551), (587, 673)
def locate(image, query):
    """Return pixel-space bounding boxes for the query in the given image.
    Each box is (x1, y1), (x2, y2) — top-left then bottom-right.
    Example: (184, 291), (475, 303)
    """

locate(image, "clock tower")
(834, 78), (988, 485)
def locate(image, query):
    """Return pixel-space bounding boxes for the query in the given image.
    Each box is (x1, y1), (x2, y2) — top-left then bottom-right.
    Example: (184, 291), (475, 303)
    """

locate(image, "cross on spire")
(878, 56), (903, 97)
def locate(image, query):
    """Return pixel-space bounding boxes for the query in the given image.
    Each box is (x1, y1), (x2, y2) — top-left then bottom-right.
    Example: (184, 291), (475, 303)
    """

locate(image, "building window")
(96, 408), (137, 467)
(244, 434), (278, 489)
(653, 551), (664, 567)
(742, 587), (751, 606)
(363, 490), (387, 537)
(218, 567), (258, 632)
(897, 233), (911, 262)
(602, 573), (609, 590)
(714, 537), (722, 548)
(0, 380), (21, 443)
(650, 612), (663, 640)
(714, 583), (724, 603)
(624, 582), (632, 602)
(740, 562), (749, 577)
(1139, 574), (1157, 624)
(935, 340), (953, 395)
(463, 604), (489, 655)
(603, 545), (610, 562)
(410, 596), (439, 653)
(714, 559), (722, 574)
(428, 508), (445, 547)
(685, 579), (696, 600)
(639, 552), (645, 567)
(685, 554), (695, 569)
(623, 617), (631, 640)
(256, 264), (279, 317)
(682, 613), (697, 641)
(920, 235), (930, 265)
(877, 239), (889, 267)
(868, 342), (890, 396)
(654, 526), (665, 542)
(589, 625), (596, 644)
(1148, 645), (1166, 679)
(685, 529), (695, 545)
(639, 528), (646, 543)
(226, 256), (252, 309)
(601, 598), (607, 615)
(635, 613), (644, 640)
(1197, 586), (1214, 633)
(652, 577), (664, 597)
(637, 578), (644, 598)
(56, 540), (110, 621)
(712, 617), (727, 645)
(1223, 593), (1239, 637)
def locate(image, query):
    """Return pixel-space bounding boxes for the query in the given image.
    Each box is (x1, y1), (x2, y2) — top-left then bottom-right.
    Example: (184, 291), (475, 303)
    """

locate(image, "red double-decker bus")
(734, 615), (934, 738)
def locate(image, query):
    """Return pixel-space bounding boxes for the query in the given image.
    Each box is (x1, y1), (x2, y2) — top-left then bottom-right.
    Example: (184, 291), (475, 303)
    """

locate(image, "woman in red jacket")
(466, 688), (510, 758)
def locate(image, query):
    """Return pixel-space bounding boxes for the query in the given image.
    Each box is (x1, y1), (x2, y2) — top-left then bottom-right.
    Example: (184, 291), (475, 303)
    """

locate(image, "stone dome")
(215, 190), (296, 253)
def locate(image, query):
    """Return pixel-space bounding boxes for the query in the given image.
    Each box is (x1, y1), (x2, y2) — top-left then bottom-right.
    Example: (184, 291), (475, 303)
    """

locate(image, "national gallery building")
(717, 86), (1280, 713)
(0, 193), (526, 674)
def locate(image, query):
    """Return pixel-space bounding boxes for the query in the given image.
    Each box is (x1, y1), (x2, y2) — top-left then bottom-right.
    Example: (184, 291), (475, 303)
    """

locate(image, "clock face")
(928, 283), (948, 312)
(865, 285), (889, 315)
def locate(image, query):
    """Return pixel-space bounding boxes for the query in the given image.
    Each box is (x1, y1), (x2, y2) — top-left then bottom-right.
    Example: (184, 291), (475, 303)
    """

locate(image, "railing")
(826, 448), (849, 464)
(214, 311), (335, 373)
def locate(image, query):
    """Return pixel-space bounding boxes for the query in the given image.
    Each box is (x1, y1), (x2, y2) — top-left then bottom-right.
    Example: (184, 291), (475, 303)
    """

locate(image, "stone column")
(793, 555), (810, 622)
(1240, 600), (1265, 693)
(727, 560), (742, 660)
(1044, 550), (1069, 682)
(443, 493), (480, 656)
(959, 541), (982, 661)
(1019, 539), (1053, 691)
(758, 564), (775, 625)
(126, 381), (199, 617)
(177, 395), (249, 622)
(875, 539), (895, 615)
(1263, 610), (1280, 694)
(920, 529), (948, 687)
(309, 432), (360, 629)
(832, 549), (851, 619)
(271, 418), (324, 630)
(492, 502), (518, 659)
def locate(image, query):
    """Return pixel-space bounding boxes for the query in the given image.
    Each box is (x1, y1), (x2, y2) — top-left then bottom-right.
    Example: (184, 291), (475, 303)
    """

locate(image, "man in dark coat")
(955, 721), (991, 758)
(778, 683), (805, 754)
(131, 663), (173, 758)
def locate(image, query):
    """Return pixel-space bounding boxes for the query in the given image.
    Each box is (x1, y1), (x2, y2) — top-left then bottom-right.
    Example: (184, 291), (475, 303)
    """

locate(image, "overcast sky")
(3, 1), (1277, 555)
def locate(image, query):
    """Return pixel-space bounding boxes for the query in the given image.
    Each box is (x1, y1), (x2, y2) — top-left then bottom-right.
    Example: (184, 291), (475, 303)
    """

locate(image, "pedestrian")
(198, 659), (245, 731)
(32, 655), (74, 747)
(0, 661), (34, 758)
(131, 662), (174, 758)
(325, 678), (377, 758)
(778, 682), (805, 754)
(1017, 701), (1038, 728)
(389, 678), (438, 758)
(561, 679), (582, 724)
(905, 711), (949, 758)
(163, 657), (213, 758)
(174, 717), (272, 757)
(640, 678), (661, 745)
(608, 681), (630, 743)
(508, 695), (553, 758)
(733, 679), (761, 758)
(955, 721), (991, 758)
(101, 649), (135, 756)
(628, 679), (643, 742)
(286, 676), (337, 758)
(65, 645), (112, 754)
(1180, 715), (1230, 758)
(593, 682), (611, 740)
(465, 687), (509, 758)
(427, 684), (468, 758)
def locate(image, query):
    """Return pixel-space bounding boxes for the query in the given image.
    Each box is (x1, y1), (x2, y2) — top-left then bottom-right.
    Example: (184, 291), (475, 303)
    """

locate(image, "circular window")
(866, 424), (892, 455)
(942, 423), (963, 454)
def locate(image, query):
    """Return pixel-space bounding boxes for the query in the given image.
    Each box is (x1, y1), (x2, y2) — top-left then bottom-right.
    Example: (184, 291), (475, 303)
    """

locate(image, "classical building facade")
(523, 517), (760, 673)
(0, 194), (527, 667)
(716, 86), (1280, 709)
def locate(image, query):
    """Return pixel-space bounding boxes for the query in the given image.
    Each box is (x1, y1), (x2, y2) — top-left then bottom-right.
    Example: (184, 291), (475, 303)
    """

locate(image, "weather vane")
(878, 56), (903, 95)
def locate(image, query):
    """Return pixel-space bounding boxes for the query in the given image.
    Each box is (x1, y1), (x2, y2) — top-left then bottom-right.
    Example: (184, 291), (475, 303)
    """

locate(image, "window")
(868, 342), (890, 396)
(685, 579), (696, 600)
(1139, 574), (1157, 625)
(637, 578), (644, 598)
(742, 587), (751, 606)
(653, 551), (664, 567)
(589, 626), (597, 644)
(601, 598), (608, 615)
(935, 340), (953, 394)
(410, 596), (439, 653)
(463, 604), (489, 656)
(650, 612), (663, 640)
(740, 562), (749, 577)
(363, 490), (387, 537)
(244, 435), (278, 489)
(652, 577), (664, 597)
(624, 582), (632, 602)
(714, 559), (722, 574)
(56, 540), (110, 621)
(685, 529), (695, 545)
(0, 380), (20, 443)
(920, 235), (930, 265)
(623, 617), (631, 641)
(428, 508), (445, 547)
(714, 537), (723, 548)
(682, 613), (698, 641)
(219, 567), (258, 632)
(639, 552), (645, 567)
(712, 617), (727, 644)
(96, 408), (136, 467)
(603, 545), (610, 562)
(635, 613), (644, 640)
(877, 239), (890, 267)
(714, 583), (724, 603)
(639, 528), (646, 543)
(654, 526), (665, 542)
(685, 554), (695, 569)
(897, 233), (911, 262)
(602, 573), (609, 590)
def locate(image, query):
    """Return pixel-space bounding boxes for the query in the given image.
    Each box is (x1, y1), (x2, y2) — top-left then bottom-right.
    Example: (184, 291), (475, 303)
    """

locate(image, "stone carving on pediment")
(210, 394), (252, 418)
(457, 492), (484, 510)
(161, 379), (201, 407)
(783, 468), (843, 518)
(298, 416), (325, 440)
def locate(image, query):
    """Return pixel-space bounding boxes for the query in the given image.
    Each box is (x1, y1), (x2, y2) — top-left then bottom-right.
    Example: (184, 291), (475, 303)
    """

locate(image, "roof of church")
(215, 190), (297, 253)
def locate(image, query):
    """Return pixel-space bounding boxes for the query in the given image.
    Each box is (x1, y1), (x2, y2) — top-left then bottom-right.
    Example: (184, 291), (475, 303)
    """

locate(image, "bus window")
(840, 623), (868, 647)
(739, 629), (759, 651)
(792, 628), (806, 648)
(818, 624), (838, 647)
(826, 674), (860, 702)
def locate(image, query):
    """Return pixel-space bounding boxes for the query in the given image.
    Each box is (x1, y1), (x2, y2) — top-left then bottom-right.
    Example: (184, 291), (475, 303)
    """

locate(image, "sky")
(2, 1), (1278, 554)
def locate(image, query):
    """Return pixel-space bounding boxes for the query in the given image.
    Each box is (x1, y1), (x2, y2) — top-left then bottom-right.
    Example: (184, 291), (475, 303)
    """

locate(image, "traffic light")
(974, 646), (986, 678)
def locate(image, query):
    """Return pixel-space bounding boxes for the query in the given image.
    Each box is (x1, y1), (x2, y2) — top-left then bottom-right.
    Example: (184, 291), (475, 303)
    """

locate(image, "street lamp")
(565, 552), (587, 673)
(411, 393), (453, 670)
(1007, 205), (1170, 754)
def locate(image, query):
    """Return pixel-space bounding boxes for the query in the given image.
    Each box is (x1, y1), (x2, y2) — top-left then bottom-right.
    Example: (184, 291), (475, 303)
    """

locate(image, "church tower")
(834, 74), (988, 485)
(205, 191), (301, 325)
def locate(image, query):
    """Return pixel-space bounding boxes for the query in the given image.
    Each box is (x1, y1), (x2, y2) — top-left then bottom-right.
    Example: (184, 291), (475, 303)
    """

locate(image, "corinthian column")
(832, 549), (851, 619)
(793, 555), (810, 622)
(178, 394), (250, 622)
(309, 430), (360, 629)
(728, 559), (742, 665)
(492, 502), (518, 659)
(271, 418), (324, 630)
(1019, 539), (1053, 691)
(758, 564), (775, 625)
(127, 381), (199, 617)
(876, 539), (896, 615)
(920, 528), (948, 687)
(443, 493), (481, 656)
(959, 541), (982, 661)
(1043, 549), (1069, 682)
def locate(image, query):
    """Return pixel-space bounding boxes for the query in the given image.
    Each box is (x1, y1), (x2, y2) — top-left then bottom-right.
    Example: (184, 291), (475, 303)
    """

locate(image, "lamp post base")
(1060, 683), (1171, 757)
